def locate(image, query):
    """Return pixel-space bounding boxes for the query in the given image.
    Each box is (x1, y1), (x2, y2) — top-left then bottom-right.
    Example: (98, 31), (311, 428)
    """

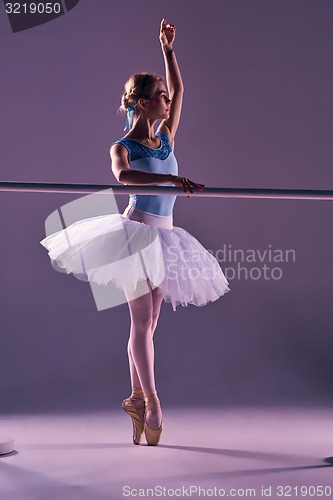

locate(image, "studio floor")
(0, 407), (333, 499)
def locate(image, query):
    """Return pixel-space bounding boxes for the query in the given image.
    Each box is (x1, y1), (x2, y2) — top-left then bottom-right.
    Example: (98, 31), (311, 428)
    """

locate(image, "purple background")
(1, 0), (332, 413)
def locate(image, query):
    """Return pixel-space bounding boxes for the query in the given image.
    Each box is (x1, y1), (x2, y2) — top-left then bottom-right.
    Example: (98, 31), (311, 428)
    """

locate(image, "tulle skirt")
(40, 204), (231, 311)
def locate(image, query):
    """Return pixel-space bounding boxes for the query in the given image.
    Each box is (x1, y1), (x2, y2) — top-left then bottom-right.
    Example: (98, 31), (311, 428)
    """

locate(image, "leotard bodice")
(113, 130), (178, 216)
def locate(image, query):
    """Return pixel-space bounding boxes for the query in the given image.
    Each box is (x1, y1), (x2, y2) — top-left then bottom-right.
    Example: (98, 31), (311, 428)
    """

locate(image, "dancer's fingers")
(181, 178), (191, 198)
(185, 179), (193, 195)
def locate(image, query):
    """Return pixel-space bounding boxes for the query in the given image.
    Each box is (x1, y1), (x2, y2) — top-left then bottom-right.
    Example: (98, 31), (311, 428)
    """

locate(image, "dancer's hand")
(170, 175), (205, 199)
(159, 17), (176, 49)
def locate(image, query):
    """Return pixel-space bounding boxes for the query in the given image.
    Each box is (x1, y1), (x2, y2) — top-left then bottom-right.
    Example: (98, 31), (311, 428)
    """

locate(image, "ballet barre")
(0, 181), (332, 201)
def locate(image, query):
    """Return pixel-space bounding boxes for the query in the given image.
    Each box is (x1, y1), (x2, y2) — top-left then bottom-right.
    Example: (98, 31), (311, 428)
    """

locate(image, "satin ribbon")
(124, 102), (139, 131)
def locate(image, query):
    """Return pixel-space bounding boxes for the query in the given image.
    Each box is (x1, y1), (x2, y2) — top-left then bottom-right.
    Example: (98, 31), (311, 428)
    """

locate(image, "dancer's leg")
(125, 283), (154, 392)
(125, 282), (164, 429)
(126, 343), (145, 424)
(124, 284), (153, 426)
(127, 286), (164, 390)
(144, 287), (164, 429)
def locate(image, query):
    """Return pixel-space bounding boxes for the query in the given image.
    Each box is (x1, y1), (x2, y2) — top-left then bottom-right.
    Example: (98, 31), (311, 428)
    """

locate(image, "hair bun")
(119, 72), (163, 113)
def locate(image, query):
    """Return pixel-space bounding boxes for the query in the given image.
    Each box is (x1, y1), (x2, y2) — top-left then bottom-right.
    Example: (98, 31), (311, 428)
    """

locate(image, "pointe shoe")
(144, 390), (163, 446)
(121, 388), (145, 445)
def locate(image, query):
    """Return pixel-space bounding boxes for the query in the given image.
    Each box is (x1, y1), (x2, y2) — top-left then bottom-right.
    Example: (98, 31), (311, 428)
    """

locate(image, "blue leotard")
(114, 130), (178, 216)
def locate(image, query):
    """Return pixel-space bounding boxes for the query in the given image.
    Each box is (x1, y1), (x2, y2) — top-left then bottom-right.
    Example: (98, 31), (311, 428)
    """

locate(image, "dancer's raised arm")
(157, 17), (184, 147)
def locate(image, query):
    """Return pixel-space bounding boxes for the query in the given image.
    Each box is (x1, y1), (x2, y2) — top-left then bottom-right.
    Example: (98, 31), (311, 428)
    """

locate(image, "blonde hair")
(119, 72), (164, 114)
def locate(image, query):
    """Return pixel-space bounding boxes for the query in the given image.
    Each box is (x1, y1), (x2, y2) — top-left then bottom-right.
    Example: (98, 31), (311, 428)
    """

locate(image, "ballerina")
(110, 18), (230, 445)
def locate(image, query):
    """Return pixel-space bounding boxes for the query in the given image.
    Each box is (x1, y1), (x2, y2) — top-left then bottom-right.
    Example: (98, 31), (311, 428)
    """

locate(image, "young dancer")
(40, 18), (230, 446)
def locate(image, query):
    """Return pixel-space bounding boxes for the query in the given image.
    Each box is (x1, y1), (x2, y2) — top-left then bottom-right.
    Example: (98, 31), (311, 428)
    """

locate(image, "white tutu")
(40, 205), (231, 312)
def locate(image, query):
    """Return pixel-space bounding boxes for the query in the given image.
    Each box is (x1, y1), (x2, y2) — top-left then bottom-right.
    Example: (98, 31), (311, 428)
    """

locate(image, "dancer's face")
(144, 82), (171, 120)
